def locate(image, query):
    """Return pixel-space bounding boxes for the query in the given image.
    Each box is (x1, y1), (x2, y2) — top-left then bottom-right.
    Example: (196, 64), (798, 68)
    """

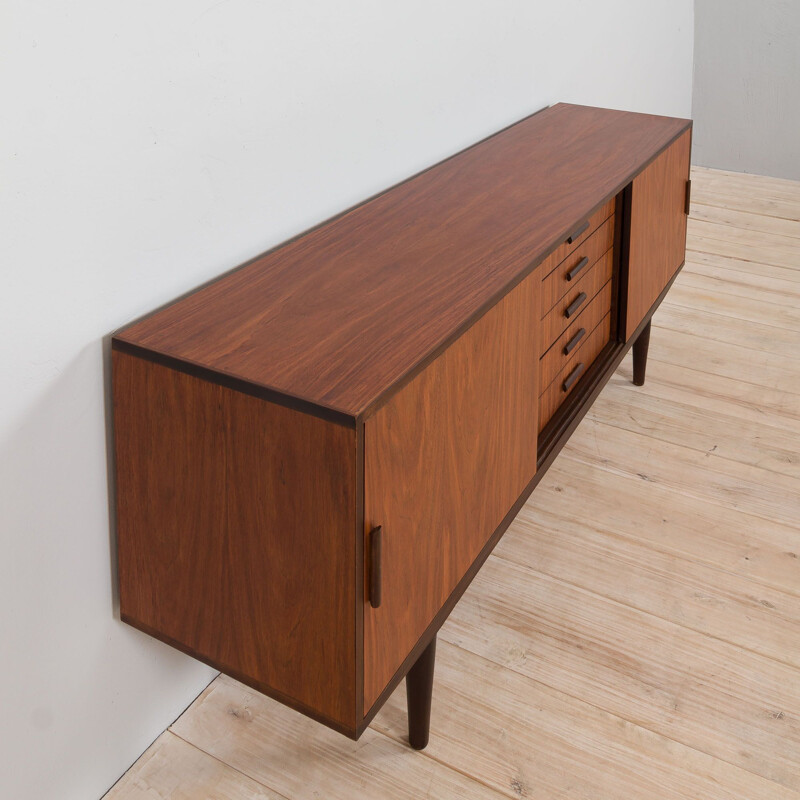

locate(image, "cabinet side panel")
(362, 272), (539, 711)
(113, 350), (357, 731)
(626, 129), (691, 339)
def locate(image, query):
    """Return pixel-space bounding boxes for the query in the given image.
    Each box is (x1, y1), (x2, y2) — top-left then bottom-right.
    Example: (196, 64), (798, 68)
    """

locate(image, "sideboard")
(112, 103), (692, 749)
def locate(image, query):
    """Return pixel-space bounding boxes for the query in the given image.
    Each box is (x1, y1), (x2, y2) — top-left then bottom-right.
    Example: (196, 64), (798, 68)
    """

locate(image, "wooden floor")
(106, 167), (800, 800)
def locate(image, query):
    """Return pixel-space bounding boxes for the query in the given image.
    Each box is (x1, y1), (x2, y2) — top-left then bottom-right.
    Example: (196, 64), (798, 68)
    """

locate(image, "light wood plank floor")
(106, 167), (800, 800)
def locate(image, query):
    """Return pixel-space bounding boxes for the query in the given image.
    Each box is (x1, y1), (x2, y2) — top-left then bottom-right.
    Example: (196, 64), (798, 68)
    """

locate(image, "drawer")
(540, 216), (615, 318)
(540, 248), (613, 355)
(537, 198), (615, 276)
(538, 312), (611, 432)
(539, 279), (613, 393)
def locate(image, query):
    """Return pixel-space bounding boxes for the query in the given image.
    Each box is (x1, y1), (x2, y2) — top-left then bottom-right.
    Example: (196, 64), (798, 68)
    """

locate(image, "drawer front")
(362, 270), (540, 713)
(539, 280), (613, 392)
(540, 248), (613, 355)
(537, 197), (615, 277)
(539, 312), (612, 431)
(540, 216), (615, 318)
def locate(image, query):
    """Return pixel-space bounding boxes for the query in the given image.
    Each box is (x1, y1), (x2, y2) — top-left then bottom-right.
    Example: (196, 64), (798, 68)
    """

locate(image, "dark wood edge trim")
(609, 191), (626, 343)
(684, 124), (694, 245)
(617, 183), (633, 341)
(357, 258), (685, 735)
(358, 120), (692, 422)
(111, 338), (356, 429)
(112, 104), (552, 339)
(354, 420), (365, 724)
(120, 612), (359, 739)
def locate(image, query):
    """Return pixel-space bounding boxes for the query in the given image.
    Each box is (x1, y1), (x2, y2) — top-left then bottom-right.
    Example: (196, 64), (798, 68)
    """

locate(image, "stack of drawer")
(538, 199), (616, 431)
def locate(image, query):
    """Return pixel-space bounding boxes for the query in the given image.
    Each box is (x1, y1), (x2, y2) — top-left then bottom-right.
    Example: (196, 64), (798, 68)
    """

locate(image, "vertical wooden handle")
(369, 526), (382, 608)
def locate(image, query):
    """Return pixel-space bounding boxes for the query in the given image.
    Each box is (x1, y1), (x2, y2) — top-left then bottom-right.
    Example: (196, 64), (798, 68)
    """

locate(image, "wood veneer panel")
(113, 351), (357, 730)
(115, 104), (689, 417)
(362, 272), (539, 711)
(626, 129), (692, 339)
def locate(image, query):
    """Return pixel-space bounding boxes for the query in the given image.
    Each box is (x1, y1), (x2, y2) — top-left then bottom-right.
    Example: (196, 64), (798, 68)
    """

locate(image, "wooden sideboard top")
(114, 103), (690, 421)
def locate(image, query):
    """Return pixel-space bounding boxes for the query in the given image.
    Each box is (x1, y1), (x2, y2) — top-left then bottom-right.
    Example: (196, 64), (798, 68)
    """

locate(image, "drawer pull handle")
(564, 292), (587, 318)
(563, 362), (585, 392)
(566, 256), (589, 281)
(564, 328), (586, 355)
(566, 221), (589, 244)
(369, 526), (382, 609)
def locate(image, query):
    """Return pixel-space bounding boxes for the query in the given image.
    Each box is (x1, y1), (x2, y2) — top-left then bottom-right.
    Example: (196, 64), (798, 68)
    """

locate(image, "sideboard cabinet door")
(625, 129), (691, 339)
(362, 272), (540, 712)
(114, 351), (358, 731)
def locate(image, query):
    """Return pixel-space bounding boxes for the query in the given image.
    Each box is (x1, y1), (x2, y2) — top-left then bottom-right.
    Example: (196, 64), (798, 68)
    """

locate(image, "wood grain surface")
(113, 351), (358, 731)
(626, 128), (692, 338)
(362, 270), (539, 711)
(114, 104), (689, 418)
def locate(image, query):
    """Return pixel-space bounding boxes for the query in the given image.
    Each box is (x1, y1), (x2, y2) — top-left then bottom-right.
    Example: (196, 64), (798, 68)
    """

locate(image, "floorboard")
(689, 203), (800, 238)
(684, 249), (800, 285)
(103, 732), (287, 799)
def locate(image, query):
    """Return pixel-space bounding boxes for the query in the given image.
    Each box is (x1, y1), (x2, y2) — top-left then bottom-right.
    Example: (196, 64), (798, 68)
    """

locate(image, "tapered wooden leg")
(632, 320), (651, 386)
(406, 635), (437, 750)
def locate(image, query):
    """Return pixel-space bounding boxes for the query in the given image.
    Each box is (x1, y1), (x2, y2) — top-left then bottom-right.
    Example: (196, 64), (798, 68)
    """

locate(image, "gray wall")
(693, 0), (800, 179)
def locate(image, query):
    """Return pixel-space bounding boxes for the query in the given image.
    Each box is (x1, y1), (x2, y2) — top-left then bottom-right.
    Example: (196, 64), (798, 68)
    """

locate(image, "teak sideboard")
(112, 103), (692, 749)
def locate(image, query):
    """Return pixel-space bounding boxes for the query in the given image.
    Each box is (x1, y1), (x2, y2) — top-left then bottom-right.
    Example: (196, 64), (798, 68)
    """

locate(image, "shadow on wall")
(0, 337), (217, 797)
(0, 338), (155, 632)
(0, 341), (120, 620)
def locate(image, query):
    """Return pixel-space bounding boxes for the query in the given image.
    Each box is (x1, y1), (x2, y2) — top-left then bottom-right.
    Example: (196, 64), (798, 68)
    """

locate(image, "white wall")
(0, 2), (693, 797)
(693, 0), (800, 179)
